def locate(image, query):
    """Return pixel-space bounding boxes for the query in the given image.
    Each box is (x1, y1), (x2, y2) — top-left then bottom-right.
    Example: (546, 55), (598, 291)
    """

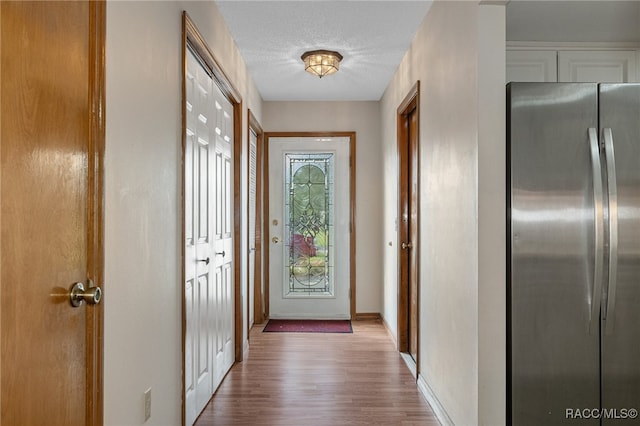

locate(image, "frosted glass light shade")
(301, 50), (343, 78)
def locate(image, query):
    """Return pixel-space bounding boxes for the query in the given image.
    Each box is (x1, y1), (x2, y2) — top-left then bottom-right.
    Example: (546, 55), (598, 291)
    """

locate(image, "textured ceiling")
(215, 1), (433, 101)
(217, 1), (640, 101)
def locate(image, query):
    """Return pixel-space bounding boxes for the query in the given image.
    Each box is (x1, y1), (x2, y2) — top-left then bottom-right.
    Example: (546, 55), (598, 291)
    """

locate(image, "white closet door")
(558, 50), (638, 83)
(211, 85), (235, 393)
(185, 47), (235, 425)
(506, 50), (557, 83)
(248, 129), (258, 327)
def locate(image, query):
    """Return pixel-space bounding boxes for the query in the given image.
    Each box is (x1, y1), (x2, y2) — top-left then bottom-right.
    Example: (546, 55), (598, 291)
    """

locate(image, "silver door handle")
(401, 241), (413, 250)
(588, 128), (604, 335)
(603, 128), (618, 335)
(272, 237), (280, 244)
(70, 281), (102, 307)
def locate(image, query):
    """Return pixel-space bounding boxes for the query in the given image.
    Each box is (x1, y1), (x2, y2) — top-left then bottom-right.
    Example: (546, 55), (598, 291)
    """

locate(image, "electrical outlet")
(144, 388), (151, 422)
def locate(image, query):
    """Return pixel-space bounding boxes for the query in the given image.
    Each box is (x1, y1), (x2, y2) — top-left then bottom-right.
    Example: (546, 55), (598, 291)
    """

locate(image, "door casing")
(247, 110), (264, 328)
(397, 82), (421, 370)
(263, 132), (357, 320)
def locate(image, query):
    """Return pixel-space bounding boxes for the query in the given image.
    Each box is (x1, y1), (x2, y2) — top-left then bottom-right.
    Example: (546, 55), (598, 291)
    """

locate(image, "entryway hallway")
(194, 320), (440, 425)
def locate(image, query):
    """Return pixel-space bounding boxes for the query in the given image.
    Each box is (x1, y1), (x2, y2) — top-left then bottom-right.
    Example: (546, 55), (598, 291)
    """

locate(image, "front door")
(268, 136), (351, 319)
(1, 1), (104, 424)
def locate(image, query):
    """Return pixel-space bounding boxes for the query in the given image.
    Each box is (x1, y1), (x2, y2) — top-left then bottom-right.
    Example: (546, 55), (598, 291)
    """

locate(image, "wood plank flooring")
(194, 320), (440, 425)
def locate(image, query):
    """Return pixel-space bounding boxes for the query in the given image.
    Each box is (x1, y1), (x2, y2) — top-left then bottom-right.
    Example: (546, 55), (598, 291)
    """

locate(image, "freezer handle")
(603, 128), (618, 335)
(588, 128), (604, 335)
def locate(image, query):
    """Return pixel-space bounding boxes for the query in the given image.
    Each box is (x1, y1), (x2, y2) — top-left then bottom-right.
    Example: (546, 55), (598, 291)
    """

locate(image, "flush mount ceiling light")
(301, 50), (343, 78)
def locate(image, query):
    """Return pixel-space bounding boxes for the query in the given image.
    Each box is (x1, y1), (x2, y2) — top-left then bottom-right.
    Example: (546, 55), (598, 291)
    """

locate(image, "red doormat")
(263, 319), (353, 333)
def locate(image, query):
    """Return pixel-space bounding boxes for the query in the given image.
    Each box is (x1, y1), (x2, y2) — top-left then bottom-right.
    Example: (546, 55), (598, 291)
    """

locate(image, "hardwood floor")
(194, 320), (440, 425)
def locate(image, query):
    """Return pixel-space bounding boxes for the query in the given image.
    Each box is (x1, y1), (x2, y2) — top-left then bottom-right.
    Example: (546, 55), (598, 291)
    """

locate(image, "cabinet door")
(506, 50), (557, 83)
(558, 50), (638, 83)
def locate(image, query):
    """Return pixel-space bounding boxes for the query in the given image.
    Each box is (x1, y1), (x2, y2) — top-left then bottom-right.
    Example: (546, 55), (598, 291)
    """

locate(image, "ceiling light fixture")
(301, 50), (343, 78)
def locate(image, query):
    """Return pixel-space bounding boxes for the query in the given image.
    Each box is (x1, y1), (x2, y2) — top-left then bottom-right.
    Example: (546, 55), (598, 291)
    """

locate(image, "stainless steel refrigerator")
(507, 83), (640, 425)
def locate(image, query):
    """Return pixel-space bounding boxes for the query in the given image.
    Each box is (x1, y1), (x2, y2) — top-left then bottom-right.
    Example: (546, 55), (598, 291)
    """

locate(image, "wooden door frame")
(247, 110), (265, 329)
(181, 13), (244, 424)
(397, 82), (420, 363)
(87, 2), (106, 423)
(263, 132), (357, 320)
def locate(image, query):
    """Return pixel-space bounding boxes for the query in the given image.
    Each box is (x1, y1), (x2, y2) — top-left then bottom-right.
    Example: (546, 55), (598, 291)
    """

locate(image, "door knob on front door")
(272, 236), (280, 244)
(69, 281), (102, 307)
(401, 241), (413, 250)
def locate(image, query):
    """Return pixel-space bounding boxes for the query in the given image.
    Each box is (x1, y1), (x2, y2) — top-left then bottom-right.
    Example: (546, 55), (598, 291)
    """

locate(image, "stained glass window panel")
(284, 152), (334, 297)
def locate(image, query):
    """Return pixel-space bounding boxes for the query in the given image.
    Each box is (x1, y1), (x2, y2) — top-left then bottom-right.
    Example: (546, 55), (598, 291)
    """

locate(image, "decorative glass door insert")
(284, 153), (334, 297)
(268, 136), (350, 319)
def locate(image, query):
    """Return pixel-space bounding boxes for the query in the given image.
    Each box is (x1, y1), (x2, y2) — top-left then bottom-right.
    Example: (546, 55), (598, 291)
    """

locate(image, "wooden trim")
(397, 81), (420, 365)
(181, 13), (245, 424)
(183, 14), (241, 104)
(180, 13), (188, 425)
(87, 1), (106, 424)
(350, 134), (357, 320)
(354, 312), (381, 321)
(180, 15), (189, 426)
(247, 110), (265, 329)
(233, 101), (243, 362)
(263, 132), (357, 320)
(263, 134), (271, 319)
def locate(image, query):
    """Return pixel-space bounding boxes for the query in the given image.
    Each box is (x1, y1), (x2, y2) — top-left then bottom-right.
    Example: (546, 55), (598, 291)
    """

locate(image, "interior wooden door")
(398, 82), (420, 367)
(407, 106), (419, 362)
(1, 1), (104, 424)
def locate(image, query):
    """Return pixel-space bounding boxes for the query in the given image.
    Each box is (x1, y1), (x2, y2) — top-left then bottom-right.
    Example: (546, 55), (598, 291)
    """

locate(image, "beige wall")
(478, 4), (506, 425)
(380, 2), (506, 425)
(105, 1), (262, 424)
(263, 101), (384, 314)
(105, 1), (507, 424)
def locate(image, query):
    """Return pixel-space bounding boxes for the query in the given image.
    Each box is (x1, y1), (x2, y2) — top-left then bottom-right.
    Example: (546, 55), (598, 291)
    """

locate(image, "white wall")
(263, 101), (383, 315)
(105, 1), (262, 424)
(380, 2), (506, 425)
(478, 4), (506, 425)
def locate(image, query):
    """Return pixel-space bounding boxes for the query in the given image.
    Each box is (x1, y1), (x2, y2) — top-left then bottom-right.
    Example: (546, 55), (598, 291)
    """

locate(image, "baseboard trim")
(381, 315), (398, 347)
(400, 352), (417, 379)
(354, 312), (381, 321)
(417, 374), (455, 426)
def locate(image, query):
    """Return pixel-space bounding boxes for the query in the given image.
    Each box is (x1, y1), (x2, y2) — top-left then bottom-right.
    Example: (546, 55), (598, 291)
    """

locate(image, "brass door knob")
(69, 282), (102, 307)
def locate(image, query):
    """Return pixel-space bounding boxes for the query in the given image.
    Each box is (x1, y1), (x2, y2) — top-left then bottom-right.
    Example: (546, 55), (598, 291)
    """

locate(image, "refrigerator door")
(508, 83), (600, 425)
(599, 83), (640, 423)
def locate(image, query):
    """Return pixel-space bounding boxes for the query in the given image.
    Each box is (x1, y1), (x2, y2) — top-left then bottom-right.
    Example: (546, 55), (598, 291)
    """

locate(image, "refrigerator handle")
(603, 128), (619, 335)
(588, 128), (604, 335)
